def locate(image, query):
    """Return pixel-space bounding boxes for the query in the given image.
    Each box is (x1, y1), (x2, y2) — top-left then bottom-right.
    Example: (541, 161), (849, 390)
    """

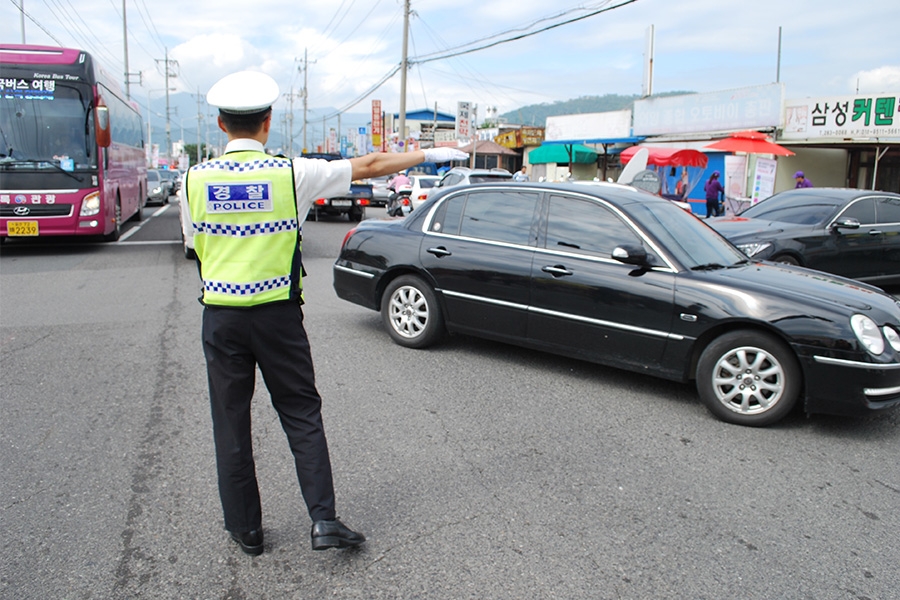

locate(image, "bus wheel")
(104, 200), (122, 242)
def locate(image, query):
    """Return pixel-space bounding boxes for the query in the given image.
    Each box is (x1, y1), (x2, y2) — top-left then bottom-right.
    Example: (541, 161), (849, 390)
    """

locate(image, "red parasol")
(704, 130), (795, 156)
(619, 146), (708, 167)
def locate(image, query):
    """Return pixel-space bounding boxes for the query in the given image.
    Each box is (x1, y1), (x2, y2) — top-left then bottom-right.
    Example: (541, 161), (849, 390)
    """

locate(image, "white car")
(409, 175), (441, 210)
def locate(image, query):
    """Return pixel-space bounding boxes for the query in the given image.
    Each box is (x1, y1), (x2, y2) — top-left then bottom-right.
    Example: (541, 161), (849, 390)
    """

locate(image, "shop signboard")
(457, 101), (471, 141)
(545, 110), (631, 142)
(782, 93), (900, 140)
(371, 100), (383, 151)
(633, 84), (783, 136)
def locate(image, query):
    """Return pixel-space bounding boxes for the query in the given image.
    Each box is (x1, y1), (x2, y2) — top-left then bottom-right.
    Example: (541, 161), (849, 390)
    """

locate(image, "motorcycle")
(386, 184), (413, 217)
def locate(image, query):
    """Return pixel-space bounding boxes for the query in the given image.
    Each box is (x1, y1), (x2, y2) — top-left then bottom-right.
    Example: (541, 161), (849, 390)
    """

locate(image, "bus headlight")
(80, 191), (101, 217)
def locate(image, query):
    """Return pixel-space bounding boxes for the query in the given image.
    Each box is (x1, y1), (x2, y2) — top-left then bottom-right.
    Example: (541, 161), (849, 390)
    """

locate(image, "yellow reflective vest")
(185, 150), (301, 307)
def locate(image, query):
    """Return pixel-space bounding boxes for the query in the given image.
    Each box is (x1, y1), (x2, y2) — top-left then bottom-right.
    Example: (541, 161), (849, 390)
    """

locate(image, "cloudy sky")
(5, 0), (900, 120)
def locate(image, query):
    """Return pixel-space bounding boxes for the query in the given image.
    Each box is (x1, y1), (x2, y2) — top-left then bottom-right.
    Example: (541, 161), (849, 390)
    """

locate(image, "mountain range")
(146, 91), (695, 155)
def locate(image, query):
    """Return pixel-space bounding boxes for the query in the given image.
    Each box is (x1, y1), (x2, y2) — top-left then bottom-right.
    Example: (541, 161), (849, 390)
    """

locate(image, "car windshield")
(147, 171), (160, 182)
(417, 179), (437, 188)
(629, 199), (747, 269)
(738, 191), (841, 224)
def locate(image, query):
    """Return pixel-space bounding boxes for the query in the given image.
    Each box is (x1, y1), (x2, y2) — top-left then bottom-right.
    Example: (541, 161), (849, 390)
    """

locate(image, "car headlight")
(851, 314), (885, 355)
(80, 191), (101, 216)
(883, 326), (900, 352)
(153, 186), (163, 194)
(735, 242), (772, 257)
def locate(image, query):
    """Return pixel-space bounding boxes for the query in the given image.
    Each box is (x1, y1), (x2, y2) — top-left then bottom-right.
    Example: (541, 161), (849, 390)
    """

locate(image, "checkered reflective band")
(204, 275), (292, 296)
(194, 157), (292, 172)
(193, 219), (298, 237)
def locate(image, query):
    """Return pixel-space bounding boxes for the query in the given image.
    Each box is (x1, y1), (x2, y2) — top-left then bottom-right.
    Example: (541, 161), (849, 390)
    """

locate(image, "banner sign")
(782, 93), (900, 140)
(457, 101), (471, 141)
(371, 100), (383, 150)
(751, 157), (777, 204)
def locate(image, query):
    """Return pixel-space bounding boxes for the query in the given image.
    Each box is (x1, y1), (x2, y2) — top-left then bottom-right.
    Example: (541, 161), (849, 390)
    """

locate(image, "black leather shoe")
(229, 529), (264, 555)
(310, 518), (365, 550)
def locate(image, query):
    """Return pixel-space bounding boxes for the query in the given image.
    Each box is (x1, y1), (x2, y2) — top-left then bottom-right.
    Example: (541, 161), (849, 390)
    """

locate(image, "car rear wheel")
(696, 330), (800, 426)
(381, 275), (444, 349)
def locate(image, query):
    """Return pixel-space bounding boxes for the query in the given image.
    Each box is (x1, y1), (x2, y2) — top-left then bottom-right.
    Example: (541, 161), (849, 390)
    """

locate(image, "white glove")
(423, 147), (469, 163)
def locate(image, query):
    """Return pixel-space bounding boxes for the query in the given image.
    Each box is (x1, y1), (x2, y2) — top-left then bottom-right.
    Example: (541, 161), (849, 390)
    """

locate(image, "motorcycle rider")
(387, 171), (411, 216)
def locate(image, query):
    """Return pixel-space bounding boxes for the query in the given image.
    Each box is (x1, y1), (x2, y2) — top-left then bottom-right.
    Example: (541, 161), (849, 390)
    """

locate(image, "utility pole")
(196, 87), (203, 164)
(19, 0), (25, 43)
(122, 1), (142, 100)
(156, 48), (178, 159)
(283, 87), (303, 156)
(297, 50), (315, 153)
(398, 0), (410, 151)
(122, 0), (130, 99)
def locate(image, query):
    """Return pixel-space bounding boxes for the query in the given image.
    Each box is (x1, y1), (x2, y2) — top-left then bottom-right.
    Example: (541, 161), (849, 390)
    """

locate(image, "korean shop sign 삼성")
(782, 93), (900, 140)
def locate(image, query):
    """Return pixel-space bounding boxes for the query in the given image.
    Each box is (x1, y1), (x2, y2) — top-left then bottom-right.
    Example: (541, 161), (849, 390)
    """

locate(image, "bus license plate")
(7, 221), (39, 236)
(332, 200), (352, 207)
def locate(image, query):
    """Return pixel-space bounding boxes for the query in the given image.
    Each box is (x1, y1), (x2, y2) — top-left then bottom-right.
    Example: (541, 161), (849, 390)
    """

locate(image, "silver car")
(426, 166), (512, 200)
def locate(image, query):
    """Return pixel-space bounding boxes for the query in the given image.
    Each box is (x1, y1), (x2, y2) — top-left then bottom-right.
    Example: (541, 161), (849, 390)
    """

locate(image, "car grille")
(1, 204), (74, 217)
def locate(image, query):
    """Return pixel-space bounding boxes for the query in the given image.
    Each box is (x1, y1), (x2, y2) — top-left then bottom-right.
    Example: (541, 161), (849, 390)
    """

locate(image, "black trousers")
(202, 301), (336, 533)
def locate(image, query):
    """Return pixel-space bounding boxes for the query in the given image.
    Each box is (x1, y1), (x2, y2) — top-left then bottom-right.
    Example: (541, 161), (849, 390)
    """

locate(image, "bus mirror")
(96, 105), (111, 148)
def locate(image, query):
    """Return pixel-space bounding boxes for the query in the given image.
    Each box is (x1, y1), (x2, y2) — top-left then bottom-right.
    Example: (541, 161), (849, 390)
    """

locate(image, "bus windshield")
(0, 78), (96, 170)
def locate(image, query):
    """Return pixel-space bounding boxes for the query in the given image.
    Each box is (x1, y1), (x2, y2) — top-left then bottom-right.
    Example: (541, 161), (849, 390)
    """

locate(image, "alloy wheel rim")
(712, 345), (785, 415)
(389, 286), (428, 338)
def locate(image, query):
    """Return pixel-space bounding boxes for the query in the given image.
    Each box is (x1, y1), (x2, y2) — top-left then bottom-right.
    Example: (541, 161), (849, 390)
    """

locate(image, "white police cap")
(207, 71), (280, 115)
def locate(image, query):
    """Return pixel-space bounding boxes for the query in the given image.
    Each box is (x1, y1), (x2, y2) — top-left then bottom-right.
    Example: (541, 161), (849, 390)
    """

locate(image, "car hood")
(708, 216), (804, 242)
(700, 261), (895, 315)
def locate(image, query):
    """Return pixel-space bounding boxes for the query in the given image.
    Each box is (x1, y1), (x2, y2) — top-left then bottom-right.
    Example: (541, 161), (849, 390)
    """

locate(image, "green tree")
(182, 144), (209, 167)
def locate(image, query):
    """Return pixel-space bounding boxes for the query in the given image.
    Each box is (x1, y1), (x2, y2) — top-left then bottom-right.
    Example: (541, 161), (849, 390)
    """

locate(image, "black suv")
(301, 152), (373, 222)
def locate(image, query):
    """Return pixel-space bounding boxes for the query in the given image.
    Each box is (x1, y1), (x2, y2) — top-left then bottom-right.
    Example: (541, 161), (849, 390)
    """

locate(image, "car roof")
(427, 180), (662, 206)
(767, 187), (900, 203)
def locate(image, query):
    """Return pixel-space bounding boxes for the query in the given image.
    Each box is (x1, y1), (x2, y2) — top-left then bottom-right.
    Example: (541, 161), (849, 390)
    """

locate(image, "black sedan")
(333, 182), (900, 427)
(709, 188), (900, 286)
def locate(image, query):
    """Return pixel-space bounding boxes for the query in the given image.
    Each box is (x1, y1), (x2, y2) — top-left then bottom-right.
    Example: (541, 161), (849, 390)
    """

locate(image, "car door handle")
(867, 229), (883, 235)
(541, 265), (573, 277)
(427, 246), (452, 257)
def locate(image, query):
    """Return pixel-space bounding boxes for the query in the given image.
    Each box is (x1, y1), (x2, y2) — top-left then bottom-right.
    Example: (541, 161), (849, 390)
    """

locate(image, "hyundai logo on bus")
(14, 206), (31, 216)
(205, 182), (273, 213)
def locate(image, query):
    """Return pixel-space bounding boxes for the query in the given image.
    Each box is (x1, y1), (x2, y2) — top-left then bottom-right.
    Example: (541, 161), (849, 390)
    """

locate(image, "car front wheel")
(381, 275), (444, 349)
(696, 330), (800, 426)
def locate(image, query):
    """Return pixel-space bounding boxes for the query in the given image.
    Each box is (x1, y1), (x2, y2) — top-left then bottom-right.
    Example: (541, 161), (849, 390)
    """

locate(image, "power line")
(8, 0), (63, 45)
(412, 0), (639, 65)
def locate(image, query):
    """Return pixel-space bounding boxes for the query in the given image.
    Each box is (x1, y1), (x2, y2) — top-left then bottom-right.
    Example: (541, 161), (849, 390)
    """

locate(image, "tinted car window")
(838, 198), (876, 224)
(629, 200), (746, 269)
(469, 174), (512, 184)
(877, 196), (900, 224)
(745, 203), (837, 225)
(458, 190), (538, 245)
(546, 195), (641, 257)
(147, 170), (160, 183)
(739, 190), (842, 224)
(429, 194), (465, 235)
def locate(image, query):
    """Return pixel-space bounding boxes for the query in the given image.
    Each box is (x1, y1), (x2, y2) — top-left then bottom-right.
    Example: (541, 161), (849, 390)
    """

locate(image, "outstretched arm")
(349, 147), (469, 180)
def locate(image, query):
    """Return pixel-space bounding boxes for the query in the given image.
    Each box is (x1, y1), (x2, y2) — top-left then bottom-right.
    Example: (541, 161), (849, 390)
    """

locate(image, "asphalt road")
(1, 198), (898, 600)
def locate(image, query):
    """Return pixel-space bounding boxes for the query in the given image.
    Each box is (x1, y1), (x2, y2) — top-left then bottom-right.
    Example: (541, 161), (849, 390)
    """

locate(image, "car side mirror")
(612, 244), (649, 266)
(831, 217), (860, 230)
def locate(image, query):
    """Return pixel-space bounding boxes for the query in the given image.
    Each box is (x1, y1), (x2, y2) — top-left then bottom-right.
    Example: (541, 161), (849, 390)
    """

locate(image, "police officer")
(187, 70), (467, 555)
